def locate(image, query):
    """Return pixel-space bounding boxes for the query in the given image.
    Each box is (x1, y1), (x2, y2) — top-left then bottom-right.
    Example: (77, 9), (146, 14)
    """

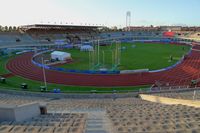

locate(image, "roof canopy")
(80, 45), (94, 51)
(20, 24), (104, 31)
(51, 51), (71, 61)
(51, 51), (70, 56)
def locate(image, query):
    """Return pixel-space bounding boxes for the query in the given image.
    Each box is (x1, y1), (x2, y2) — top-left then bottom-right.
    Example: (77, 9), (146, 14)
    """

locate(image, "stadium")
(1, 0), (200, 133)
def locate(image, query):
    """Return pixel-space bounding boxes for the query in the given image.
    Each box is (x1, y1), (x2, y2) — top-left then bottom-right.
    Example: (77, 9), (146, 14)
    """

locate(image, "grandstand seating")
(0, 33), (36, 43)
(0, 93), (47, 105)
(99, 31), (163, 40)
(0, 113), (87, 133)
(1, 91), (200, 132)
(0, 30), (199, 49)
(47, 97), (200, 133)
(0, 93), (87, 133)
(0, 30), (171, 48)
(177, 31), (200, 41)
(0, 33), (43, 49)
(108, 102), (200, 133)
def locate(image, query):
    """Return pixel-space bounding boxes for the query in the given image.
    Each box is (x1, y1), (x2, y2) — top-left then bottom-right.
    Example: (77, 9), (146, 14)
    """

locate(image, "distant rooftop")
(20, 24), (104, 30)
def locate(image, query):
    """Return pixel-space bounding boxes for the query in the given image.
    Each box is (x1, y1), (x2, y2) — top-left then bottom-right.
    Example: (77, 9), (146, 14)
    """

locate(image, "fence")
(0, 85), (199, 99)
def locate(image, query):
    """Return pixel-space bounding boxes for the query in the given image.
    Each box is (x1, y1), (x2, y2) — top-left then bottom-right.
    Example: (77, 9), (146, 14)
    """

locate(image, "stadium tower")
(126, 11), (131, 31)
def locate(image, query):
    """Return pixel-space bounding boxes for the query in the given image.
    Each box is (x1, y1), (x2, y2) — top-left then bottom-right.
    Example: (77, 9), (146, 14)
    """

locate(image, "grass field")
(0, 55), (12, 75)
(0, 76), (150, 93)
(58, 43), (191, 71)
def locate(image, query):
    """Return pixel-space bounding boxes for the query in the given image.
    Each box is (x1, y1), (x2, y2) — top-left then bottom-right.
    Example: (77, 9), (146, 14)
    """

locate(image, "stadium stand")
(2, 25), (200, 133)
(0, 113), (87, 133)
(45, 96), (200, 133)
(1, 92), (200, 133)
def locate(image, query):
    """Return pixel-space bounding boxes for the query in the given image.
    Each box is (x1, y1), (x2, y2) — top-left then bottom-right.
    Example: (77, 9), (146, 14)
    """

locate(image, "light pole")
(98, 40), (100, 65)
(112, 50), (114, 69)
(102, 50), (105, 68)
(41, 57), (47, 90)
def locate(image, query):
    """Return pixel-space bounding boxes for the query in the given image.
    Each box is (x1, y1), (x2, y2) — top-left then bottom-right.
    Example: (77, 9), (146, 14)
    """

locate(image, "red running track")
(6, 50), (200, 87)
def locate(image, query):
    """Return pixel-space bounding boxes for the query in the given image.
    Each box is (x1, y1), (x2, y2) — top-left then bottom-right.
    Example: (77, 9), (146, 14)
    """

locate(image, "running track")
(6, 47), (200, 87)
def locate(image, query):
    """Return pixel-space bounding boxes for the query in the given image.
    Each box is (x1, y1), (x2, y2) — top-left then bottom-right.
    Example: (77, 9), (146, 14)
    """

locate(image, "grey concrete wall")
(0, 86), (198, 99)
(0, 88), (139, 99)
(14, 103), (40, 122)
(0, 103), (40, 122)
(0, 106), (15, 122)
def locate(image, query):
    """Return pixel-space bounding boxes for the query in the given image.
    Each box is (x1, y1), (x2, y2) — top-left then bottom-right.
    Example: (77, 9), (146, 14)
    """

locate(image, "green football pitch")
(58, 42), (191, 71)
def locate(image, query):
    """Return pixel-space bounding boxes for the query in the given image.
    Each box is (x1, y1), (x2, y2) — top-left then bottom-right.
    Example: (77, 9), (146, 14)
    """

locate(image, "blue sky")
(0, 0), (199, 27)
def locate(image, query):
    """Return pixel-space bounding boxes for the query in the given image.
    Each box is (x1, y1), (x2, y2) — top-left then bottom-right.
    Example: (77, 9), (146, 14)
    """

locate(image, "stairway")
(47, 106), (114, 133)
(85, 110), (113, 133)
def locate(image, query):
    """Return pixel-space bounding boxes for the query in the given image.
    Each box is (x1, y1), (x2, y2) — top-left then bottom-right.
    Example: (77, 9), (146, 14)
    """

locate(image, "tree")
(4, 26), (8, 32)
(12, 26), (17, 31)
(0, 25), (2, 31)
(111, 26), (118, 31)
(118, 29), (123, 32)
(8, 26), (13, 31)
(16, 27), (20, 32)
(100, 27), (109, 32)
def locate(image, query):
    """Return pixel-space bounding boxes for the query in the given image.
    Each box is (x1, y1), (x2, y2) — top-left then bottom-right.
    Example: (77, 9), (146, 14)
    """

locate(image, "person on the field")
(170, 55), (173, 61)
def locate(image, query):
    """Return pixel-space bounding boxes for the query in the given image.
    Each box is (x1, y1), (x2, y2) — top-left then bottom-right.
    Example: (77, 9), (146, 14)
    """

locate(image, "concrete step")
(85, 129), (108, 133)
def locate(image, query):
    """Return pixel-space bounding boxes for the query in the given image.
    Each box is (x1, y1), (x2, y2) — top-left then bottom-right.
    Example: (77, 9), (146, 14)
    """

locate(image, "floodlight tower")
(126, 11), (131, 31)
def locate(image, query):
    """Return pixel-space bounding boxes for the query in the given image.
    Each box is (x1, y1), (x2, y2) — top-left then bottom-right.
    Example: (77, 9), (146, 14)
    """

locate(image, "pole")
(98, 40), (100, 64)
(89, 51), (91, 70)
(92, 49), (95, 69)
(115, 42), (118, 66)
(117, 43), (120, 65)
(94, 42), (96, 65)
(116, 43), (118, 65)
(41, 57), (47, 90)
(81, 37), (82, 46)
(193, 90), (196, 100)
(102, 50), (105, 68)
(111, 51), (114, 67)
(93, 42), (95, 69)
(118, 42), (121, 65)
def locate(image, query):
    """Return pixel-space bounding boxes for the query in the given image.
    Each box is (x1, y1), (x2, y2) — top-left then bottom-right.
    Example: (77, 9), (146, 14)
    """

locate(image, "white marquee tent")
(80, 45), (94, 52)
(51, 51), (71, 61)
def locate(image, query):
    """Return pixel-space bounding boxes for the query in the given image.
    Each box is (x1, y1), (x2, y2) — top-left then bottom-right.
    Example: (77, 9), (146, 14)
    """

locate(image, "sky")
(0, 0), (200, 27)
